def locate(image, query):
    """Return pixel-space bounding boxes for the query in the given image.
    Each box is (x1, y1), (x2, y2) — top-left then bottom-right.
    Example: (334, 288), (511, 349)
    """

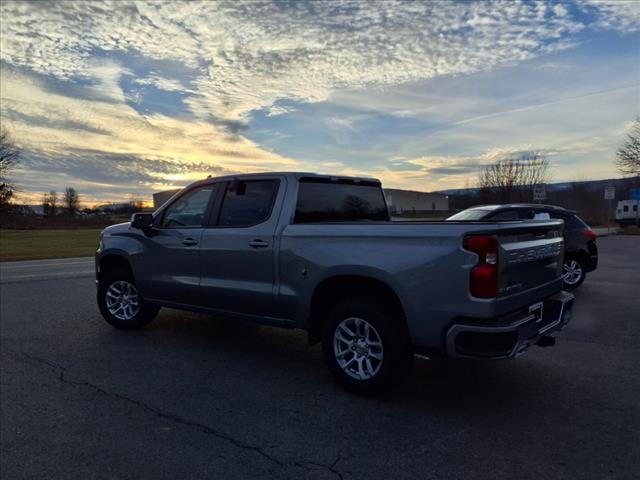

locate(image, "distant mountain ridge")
(435, 177), (639, 196)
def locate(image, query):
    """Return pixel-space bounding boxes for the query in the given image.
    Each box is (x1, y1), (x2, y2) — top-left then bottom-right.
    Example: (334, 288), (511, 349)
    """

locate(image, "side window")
(218, 180), (278, 227)
(161, 185), (215, 228)
(623, 205), (629, 212)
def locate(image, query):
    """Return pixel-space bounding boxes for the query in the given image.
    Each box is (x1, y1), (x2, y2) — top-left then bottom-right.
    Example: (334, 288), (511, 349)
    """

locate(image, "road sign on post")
(533, 184), (546, 202)
(604, 187), (615, 200)
(604, 186), (615, 233)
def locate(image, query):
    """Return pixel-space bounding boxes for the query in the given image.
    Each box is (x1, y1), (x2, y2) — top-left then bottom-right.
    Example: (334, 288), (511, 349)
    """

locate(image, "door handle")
(182, 237), (198, 246)
(248, 239), (269, 248)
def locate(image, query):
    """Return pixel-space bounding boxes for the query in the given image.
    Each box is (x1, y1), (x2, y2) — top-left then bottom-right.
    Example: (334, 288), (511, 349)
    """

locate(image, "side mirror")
(131, 212), (154, 230)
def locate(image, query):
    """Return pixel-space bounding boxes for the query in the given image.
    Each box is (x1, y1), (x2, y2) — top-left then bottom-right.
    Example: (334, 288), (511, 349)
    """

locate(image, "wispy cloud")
(2, 0), (635, 121)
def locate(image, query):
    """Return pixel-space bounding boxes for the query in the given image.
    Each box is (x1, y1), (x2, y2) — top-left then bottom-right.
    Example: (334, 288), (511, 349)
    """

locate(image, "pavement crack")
(294, 455), (344, 480)
(15, 350), (347, 479)
(18, 351), (285, 466)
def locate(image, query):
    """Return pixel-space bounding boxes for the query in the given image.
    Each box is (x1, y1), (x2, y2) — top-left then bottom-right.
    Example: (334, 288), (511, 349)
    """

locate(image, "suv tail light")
(581, 229), (597, 241)
(464, 235), (498, 298)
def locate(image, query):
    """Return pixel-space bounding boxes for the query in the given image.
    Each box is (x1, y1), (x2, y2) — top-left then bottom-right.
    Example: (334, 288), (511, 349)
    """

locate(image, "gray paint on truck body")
(97, 172), (566, 353)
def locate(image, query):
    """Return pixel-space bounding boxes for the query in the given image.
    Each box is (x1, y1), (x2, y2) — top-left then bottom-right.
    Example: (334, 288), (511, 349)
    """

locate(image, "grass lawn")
(0, 229), (101, 262)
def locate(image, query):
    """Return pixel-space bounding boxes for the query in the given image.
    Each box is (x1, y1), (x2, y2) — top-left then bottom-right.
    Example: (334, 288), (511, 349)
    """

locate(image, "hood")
(102, 222), (131, 235)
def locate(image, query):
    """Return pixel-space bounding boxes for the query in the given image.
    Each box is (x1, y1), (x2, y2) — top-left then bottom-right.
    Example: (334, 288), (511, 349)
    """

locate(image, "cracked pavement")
(1, 236), (640, 479)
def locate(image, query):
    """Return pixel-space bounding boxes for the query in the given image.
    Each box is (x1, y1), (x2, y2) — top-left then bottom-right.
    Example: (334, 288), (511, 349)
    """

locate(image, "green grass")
(0, 229), (101, 262)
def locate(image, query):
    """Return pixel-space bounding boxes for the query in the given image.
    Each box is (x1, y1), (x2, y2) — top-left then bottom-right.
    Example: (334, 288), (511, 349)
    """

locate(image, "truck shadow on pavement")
(97, 306), (560, 417)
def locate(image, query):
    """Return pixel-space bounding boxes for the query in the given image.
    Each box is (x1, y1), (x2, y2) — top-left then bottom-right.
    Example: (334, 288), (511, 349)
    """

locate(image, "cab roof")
(192, 171), (382, 186)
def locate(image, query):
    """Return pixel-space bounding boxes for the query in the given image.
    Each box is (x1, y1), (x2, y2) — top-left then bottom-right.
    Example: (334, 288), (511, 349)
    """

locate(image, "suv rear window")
(488, 210), (528, 221)
(447, 209), (493, 221)
(294, 180), (389, 223)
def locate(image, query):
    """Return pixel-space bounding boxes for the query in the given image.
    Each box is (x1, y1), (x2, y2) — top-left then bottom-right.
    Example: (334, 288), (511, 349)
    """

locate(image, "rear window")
(488, 210), (526, 221)
(567, 214), (589, 229)
(447, 209), (493, 221)
(294, 180), (389, 223)
(549, 212), (587, 229)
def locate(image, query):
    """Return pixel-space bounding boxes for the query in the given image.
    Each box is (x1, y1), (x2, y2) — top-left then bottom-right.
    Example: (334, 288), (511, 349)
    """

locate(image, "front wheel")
(562, 257), (586, 290)
(98, 269), (160, 329)
(322, 297), (413, 396)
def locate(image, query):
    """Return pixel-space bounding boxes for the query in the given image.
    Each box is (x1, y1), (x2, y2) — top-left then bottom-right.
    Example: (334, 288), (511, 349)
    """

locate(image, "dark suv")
(447, 204), (598, 289)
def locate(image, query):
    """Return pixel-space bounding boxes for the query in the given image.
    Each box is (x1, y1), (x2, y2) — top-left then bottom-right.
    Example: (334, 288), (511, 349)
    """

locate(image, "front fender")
(97, 227), (151, 293)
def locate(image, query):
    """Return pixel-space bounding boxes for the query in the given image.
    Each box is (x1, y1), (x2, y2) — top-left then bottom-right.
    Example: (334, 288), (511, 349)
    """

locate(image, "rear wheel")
(562, 257), (586, 290)
(322, 297), (413, 396)
(98, 269), (160, 329)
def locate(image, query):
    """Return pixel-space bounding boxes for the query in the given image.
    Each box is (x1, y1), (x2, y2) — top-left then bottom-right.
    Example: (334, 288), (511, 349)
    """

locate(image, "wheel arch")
(564, 249), (589, 265)
(97, 253), (133, 281)
(306, 274), (409, 345)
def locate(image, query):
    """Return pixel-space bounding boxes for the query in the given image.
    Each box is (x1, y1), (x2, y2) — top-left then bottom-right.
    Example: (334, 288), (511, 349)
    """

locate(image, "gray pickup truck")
(96, 172), (574, 394)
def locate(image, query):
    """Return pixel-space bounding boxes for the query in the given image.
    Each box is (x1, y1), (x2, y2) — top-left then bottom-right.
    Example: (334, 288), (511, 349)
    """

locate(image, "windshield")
(446, 209), (492, 221)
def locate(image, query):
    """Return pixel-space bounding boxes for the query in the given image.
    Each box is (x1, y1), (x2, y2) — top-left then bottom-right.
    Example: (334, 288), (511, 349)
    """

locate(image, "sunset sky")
(1, 0), (639, 205)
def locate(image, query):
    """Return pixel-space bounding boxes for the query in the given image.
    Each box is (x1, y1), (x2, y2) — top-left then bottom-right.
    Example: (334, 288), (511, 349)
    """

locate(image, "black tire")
(562, 256), (586, 290)
(98, 268), (160, 329)
(322, 297), (414, 396)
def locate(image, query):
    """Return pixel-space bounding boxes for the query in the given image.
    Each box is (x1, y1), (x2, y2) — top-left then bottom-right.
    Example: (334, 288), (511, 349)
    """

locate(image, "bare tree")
(63, 187), (80, 216)
(479, 151), (550, 204)
(616, 117), (640, 177)
(42, 190), (58, 216)
(0, 127), (20, 210)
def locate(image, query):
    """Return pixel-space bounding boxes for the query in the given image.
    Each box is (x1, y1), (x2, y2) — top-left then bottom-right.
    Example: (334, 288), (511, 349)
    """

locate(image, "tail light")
(581, 229), (597, 241)
(464, 235), (498, 298)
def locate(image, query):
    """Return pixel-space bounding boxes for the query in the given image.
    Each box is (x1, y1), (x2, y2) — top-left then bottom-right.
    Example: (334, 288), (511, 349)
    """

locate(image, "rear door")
(199, 177), (284, 316)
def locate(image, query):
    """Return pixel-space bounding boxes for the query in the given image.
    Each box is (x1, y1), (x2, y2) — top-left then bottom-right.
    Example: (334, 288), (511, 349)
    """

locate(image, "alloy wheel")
(333, 317), (384, 380)
(105, 280), (140, 321)
(563, 260), (583, 286)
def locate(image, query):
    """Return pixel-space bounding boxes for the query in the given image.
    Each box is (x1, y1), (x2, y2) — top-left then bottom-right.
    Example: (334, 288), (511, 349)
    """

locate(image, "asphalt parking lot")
(1, 236), (639, 480)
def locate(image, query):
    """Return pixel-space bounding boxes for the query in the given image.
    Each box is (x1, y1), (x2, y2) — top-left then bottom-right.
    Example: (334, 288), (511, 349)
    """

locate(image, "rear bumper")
(584, 254), (598, 272)
(445, 291), (574, 359)
(583, 242), (598, 272)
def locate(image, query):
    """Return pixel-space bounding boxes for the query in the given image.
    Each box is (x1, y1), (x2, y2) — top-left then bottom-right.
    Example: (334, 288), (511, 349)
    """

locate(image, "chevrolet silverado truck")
(96, 172), (574, 394)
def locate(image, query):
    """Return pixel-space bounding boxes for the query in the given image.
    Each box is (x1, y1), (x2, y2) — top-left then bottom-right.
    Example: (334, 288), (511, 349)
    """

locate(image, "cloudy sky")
(1, 0), (639, 205)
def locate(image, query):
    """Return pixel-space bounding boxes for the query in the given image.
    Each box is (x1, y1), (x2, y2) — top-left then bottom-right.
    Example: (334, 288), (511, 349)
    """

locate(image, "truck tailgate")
(497, 222), (564, 297)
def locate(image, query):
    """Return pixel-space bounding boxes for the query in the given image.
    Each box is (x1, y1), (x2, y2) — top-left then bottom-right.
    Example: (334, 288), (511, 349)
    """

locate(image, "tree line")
(40, 188), (81, 216)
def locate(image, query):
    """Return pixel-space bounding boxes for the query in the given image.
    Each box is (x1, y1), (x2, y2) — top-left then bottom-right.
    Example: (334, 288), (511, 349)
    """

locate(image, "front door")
(140, 183), (218, 306)
(199, 178), (283, 317)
